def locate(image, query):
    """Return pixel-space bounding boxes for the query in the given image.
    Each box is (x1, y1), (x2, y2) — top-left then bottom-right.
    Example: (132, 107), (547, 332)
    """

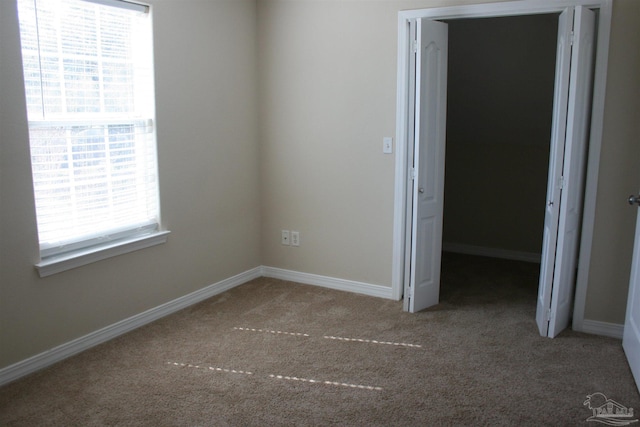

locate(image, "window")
(17, 0), (167, 276)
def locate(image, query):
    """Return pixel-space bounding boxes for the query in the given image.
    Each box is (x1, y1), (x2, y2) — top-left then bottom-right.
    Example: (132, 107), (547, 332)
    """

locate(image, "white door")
(536, 8), (573, 336)
(624, 193), (640, 393)
(536, 7), (596, 337)
(547, 6), (596, 337)
(405, 18), (448, 313)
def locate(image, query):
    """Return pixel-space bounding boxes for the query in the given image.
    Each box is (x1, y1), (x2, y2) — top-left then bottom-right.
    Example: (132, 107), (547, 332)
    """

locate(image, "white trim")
(0, 260), (621, 387)
(36, 231), (171, 277)
(443, 243), (541, 264)
(262, 267), (394, 300)
(571, 1), (612, 334)
(82, 0), (149, 14)
(392, 0), (612, 331)
(392, 13), (411, 302)
(0, 267), (262, 386)
(0, 267), (394, 386)
(399, 0), (608, 20)
(581, 319), (624, 339)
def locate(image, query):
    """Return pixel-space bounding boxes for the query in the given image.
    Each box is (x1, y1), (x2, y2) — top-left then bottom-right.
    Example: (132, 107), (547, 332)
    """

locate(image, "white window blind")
(17, 0), (160, 259)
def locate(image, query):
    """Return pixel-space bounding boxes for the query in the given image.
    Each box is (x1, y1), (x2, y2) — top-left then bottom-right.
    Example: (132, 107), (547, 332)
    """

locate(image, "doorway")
(442, 14), (557, 264)
(392, 0), (612, 338)
(439, 13), (558, 319)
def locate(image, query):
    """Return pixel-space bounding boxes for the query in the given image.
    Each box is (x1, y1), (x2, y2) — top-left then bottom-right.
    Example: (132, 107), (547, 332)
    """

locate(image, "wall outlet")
(291, 231), (300, 247)
(281, 230), (290, 245)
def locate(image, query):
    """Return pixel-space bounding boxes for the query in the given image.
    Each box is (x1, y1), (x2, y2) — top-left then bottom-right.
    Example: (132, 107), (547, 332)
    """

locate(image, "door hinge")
(569, 31), (575, 46)
(410, 167), (416, 180)
(407, 286), (414, 299)
(559, 176), (565, 190)
(547, 308), (552, 322)
(412, 39), (419, 53)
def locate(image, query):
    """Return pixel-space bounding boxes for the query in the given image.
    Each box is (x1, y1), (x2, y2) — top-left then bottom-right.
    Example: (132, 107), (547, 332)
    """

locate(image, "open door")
(624, 192), (640, 393)
(536, 8), (573, 336)
(547, 6), (596, 337)
(405, 7), (596, 327)
(536, 6), (596, 337)
(405, 18), (448, 313)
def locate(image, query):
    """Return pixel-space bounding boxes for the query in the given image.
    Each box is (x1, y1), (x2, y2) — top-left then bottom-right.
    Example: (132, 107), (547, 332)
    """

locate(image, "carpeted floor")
(1, 253), (638, 426)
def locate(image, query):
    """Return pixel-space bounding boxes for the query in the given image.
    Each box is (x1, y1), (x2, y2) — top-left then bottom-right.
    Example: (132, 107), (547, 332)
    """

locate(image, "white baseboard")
(262, 266), (394, 300)
(0, 267), (262, 387)
(579, 319), (624, 339)
(0, 263), (623, 386)
(0, 267), (391, 386)
(443, 242), (541, 263)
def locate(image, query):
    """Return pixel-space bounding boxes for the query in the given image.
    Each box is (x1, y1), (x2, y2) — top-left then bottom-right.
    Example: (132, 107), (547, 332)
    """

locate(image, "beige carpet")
(1, 253), (639, 426)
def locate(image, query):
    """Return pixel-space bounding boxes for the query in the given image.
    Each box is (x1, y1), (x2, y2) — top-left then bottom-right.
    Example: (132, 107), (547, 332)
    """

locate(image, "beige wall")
(0, 0), (261, 368)
(257, 0), (396, 286)
(584, 0), (640, 324)
(258, 0), (639, 324)
(443, 15), (557, 254)
(1, 0), (638, 372)
(257, 0), (503, 286)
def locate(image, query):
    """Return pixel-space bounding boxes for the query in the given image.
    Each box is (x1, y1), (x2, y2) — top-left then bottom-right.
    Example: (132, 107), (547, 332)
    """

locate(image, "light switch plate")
(383, 137), (393, 154)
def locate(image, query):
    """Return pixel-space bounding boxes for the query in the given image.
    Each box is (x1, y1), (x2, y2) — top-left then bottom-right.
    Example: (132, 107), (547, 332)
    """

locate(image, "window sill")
(35, 231), (170, 278)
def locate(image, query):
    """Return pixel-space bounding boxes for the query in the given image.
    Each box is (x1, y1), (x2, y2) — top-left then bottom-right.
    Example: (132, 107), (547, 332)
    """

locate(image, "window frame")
(17, 0), (169, 277)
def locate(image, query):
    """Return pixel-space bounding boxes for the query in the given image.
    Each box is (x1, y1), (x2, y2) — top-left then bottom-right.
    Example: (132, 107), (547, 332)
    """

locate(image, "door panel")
(407, 18), (448, 313)
(547, 6), (596, 337)
(624, 194), (640, 393)
(536, 8), (573, 336)
(403, 22), (418, 312)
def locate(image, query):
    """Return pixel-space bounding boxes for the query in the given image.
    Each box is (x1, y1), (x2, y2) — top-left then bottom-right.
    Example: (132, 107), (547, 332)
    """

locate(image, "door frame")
(392, 0), (613, 333)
